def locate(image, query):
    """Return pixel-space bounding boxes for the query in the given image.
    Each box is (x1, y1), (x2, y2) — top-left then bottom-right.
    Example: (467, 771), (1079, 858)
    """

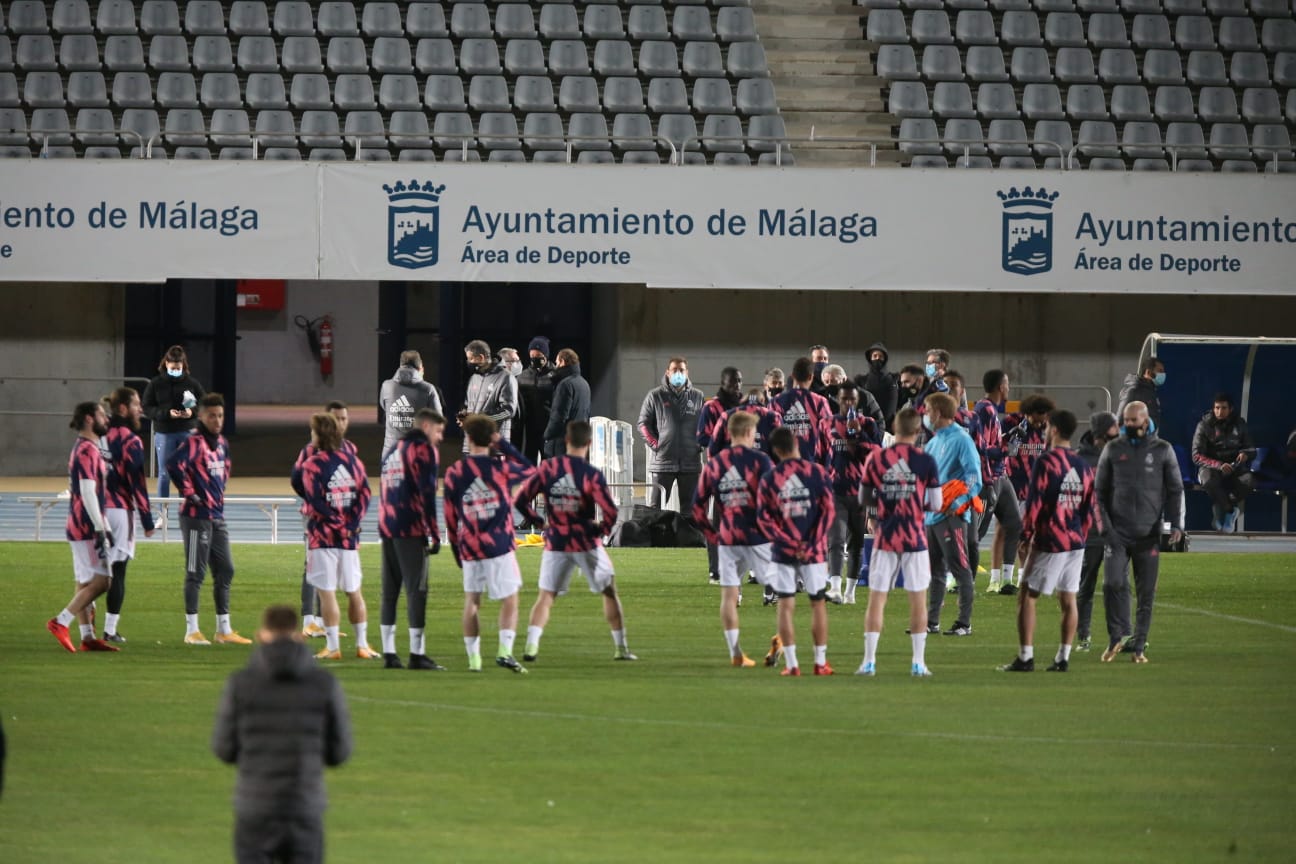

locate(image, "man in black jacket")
(141, 344), (205, 499)
(855, 342), (899, 430)
(1192, 393), (1257, 533)
(1117, 357), (1165, 430)
(1074, 411), (1118, 651)
(213, 605), (352, 864)
(544, 349), (591, 458)
(518, 336), (555, 463)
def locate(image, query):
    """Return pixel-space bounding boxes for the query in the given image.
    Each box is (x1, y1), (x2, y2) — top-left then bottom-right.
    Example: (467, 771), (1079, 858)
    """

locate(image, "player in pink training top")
(47, 402), (121, 653)
(514, 420), (637, 664)
(299, 413), (377, 662)
(771, 357), (834, 467)
(758, 426), (836, 677)
(443, 414), (536, 673)
(99, 387), (156, 643)
(855, 407), (943, 677)
(691, 410), (775, 667)
(1000, 410), (1098, 673)
(826, 382), (883, 605)
(999, 394), (1056, 593)
(707, 388), (781, 458)
(290, 401), (355, 639)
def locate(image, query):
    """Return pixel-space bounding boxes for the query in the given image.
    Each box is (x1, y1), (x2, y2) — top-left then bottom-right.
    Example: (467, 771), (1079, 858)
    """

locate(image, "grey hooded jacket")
(463, 362), (518, 444)
(638, 373), (705, 473)
(1095, 430), (1184, 546)
(212, 638), (353, 817)
(380, 366), (441, 459)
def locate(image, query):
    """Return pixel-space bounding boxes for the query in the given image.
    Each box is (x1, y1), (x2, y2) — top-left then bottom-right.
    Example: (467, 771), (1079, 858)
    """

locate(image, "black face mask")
(530, 356), (546, 369)
(767, 386), (783, 399)
(870, 358), (886, 371)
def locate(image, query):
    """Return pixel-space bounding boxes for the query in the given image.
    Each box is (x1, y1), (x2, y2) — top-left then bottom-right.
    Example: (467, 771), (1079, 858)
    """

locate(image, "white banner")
(3, 162), (1295, 294)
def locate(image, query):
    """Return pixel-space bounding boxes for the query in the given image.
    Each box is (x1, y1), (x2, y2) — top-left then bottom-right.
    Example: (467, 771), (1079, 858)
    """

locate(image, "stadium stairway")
(753, 0), (900, 165)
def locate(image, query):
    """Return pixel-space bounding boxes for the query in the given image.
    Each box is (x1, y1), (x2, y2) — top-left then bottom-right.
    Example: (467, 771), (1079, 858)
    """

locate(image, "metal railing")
(16, 495), (300, 543)
(0, 374), (157, 472)
(1012, 383), (1113, 416)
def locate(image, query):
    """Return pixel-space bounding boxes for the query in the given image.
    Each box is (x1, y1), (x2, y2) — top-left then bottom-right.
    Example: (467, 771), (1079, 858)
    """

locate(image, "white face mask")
(505, 361), (522, 377)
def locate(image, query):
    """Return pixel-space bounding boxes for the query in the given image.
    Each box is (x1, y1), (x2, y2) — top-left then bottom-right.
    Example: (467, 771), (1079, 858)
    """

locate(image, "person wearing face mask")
(518, 337), (556, 464)
(924, 349), (951, 393)
(696, 368), (745, 585)
(638, 357), (705, 515)
(1096, 401), (1184, 664)
(498, 348), (527, 450)
(1191, 393), (1256, 533)
(543, 349), (590, 458)
(708, 387), (782, 458)
(1073, 411), (1118, 651)
(142, 344), (206, 499)
(460, 340), (519, 453)
(1118, 358), (1165, 431)
(920, 393), (983, 637)
(855, 342), (899, 431)
(380, 350), (442, 463)
(763, 368), (785, 403)
(809, 345), (831, 396)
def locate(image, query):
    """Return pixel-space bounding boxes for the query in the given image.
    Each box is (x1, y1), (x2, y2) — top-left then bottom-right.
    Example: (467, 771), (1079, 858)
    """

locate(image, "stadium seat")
(343, 110), (387, 148)
(683, 42), (724, 78)
(1187, 50), (1229, 86)
(639, 41), (680, 77)
(424, 75), (465, 112)
(1219, 158), (1257, 172)
(956, 11), (997, 45)
(628, 6), (669, 41)
(372, 37), (412, 73)
(53, 0), (93, 35)
(1022, 83), (1064, 119)
(145, 34), (187, 72)
(18, 36), (58, 71)
(1252, 123), (1294, 160)
(458, 38), (499, 75)
(495, 5), (536, 39)
(539, 5), (580, 40)
(290, 74), (332, 110)
(1208, 121), (1250, 159)
(913, 10), (954, 44)
(140, 1), (180, 35)
(0, 107), (30, 147)
(246, 73), (288, 110)
(1077, 119), (1120, 157)
(378, 74), (419, 110)
(877, 44), (919, 80)
(556, 75), (599, 113)
(1251, 0), (1291, 16)
(991, 0), (1032, 10)
(0, 74), (20, 107)
(469, 75), (511, 112)
(1131, 15), (1173, 50)
(571, 112), (611, 151)
(274, 2), (315, 37)
(976, 82), (1019, 118)
(399, 148), (438, 162)
(407, 4), (448, 38)
(1175, 17), (1216, 51)
(327, 37), (367, 74)
(953, 155), (993, 168)
(693, 78), (735, 114)
(1261, 19), (1296, 52)
(433, 111), (476, 150)
(594, 40), (634, 76)
(728, 42), (768, 78)
(1144, 49), (1185, 85)
(717, 8), (756, 43)
(909, 155), (948, 167)
(613, 112), (655, 151)
(1173, 158), (1212, 171)
(1079, 0), (1119, 10)
(0, 38), (11, 72)
(24, 71), (64, 108)
(106, 35), (149, 72)
(1166, 0), (1207, 14)
(922, 45), (963, 81)
(318, 2), (359, 37)
(1000, 11), (1043, 47)
(622, 150), (660, 165)
(549, 40), (590, 76)
(1132, 157), (1169, 170)
(933, 81), (975, 118)
(300, 110), (342, 147)
(111, 71), (153, 108)
(1230, 53), (1271, 87)
(530, 150), (568, 164)
(1066, 84), (1108, 119)
(362, 3), (403, 38)
(200, 72), (241, 109)
(237, 36), (278, 73)
(748, 114), (787, 153)
(648, 77), (689, 113)
(1088, 14), (1129, 49)
(736, 78), (778, 115)
(866, 10), (908, 44)
(576, 149), (616, 165)
(1056, 47), (1097, 83)
(1044, 13), (1086, 48)
(997, 155), (1037, 168)
(229, 2), (271, 36)
(1198, 86), (1240, 122)
(74, 107), (116, 140)
(308, 148), (346, 161)
(59, 34), (100, 70)
(943, 118), (986, 155)
(710, 151), (750, 166)
(1122, 120), (1163, 158)
(1154, 86), (1195, 122)
(119, 107), (160, 148)
(604, 77), (644, 113)
(525, 111), (566, 151)
(1218, 17), (1259, 52)
(280, 39), (325, 75)
(1165, 121), (1209, 159)
(163, 107), (207, 146)
(216, 145), (257, 160)
(966, 46), (1008, 81)
(889, 81), (932, 118)
(504, 38), (545, 75)
(513, 75), (556, 112)
(584, 5), (625, 40)
(263, 147), (301, 161)
(898, 117), (942, 155)
(185, 1), (225, 36)
(450, 3), (491, 39)
(414, 39), (456, 74)
(192, 36), (233, 72)
(1207, 0), (1247, 13)
(1032, 118), (1073, 157)
(1111, 85), (1152, 121)
(657, 113), (699, 155)
(1288, 89), (1296, 123)
(1098, 48), (1140, 84)
(1011, 47), (1053, 83)
(8, 2), (48, 34)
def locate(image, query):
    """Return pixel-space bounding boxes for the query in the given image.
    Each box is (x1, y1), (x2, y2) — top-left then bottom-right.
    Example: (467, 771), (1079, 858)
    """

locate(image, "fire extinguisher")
(317, 316), (334, 378)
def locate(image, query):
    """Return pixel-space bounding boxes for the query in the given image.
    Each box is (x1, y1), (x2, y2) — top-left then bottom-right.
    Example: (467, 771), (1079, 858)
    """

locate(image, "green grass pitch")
(0, 541), (1293, 863)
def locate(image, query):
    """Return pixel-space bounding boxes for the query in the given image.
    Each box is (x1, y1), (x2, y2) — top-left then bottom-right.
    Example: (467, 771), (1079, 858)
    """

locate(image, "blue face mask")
(167, 368), (183, 378)
(922, 413), (933, 432)
(924, 363), (938, 378)
(669, 371), (687, 388)
(813, 362), (827, 378)
(1153, 372), (1166, 386)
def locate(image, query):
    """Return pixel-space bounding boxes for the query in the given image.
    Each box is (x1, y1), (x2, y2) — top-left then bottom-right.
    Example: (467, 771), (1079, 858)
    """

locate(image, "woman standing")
(142, 345), (205, 499)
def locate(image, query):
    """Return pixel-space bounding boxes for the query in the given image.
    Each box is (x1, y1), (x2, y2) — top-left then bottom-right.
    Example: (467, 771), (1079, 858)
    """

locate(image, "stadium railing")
(16, 494), (300, 543)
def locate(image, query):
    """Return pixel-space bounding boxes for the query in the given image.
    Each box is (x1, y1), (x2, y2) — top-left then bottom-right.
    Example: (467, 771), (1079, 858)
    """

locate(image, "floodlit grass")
(0, 541), (1293, 863)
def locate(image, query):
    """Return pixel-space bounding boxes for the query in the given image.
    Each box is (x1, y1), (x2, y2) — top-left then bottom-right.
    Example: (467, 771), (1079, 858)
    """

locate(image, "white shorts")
(70, 540), (109, 585)
(463, 550), (523, 601)
(306, 548), (363, 593)
(717, 543), (772, 587)
(766, 562), (829, 598)
(1023, 548), (1084, 596)
(868, 548), (932, 593)
(538, 547), (615, 596)
(104, 508), (136, 563)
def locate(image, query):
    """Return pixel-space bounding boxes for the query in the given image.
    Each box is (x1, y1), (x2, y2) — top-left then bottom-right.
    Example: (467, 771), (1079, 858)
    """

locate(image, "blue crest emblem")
(385, 180), (445, 269)
(998, 186), (1060, 276)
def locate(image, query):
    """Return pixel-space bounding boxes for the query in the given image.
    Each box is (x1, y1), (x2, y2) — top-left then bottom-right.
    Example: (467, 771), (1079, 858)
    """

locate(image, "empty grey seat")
(496, 4), (536, 39)
(1218, 17), (1259, 52)
(584, 5), (624, 40)
(909, 155), (948, 167)
(318, 2), (359, 37)
(613, 112), (654, 150)
(282, 37), (323, 73)
(1098, 48), (1140, 84)
(1187, 50), (1228, 86)
(966, 45), (1008, 81)
(622, 149), (662, 164)
(570, 112), (611, 151)
(473, 111), (517, 150)
(246, 72), (288, 109)
(163, 107), (206, 146)
(461, 38), (502, 74)
(693, 78), (735, 114)
(657, 113), (698, 153)
(192, 36), (233, 72)
(594, 39), (634, 76)
(217, 146), (257, 160)
(0, 73), (22, 106)
(140, 1), (181, 35)
(1044, 12), (1085, 47)
(327, 37), (367, 73)
(24, 71), (65, 107)
(539, 4), (580, 39)
(53, 0), (93, 34)
(513, 75), (555, 111)
(148, 34), (188, 71)
(1132, 14), (1172, 50)
(1032, 118), (1073, 156)
(628, 6), (669, 41)
(757, 151), (793, 167)
(1174, 159), (1213, 171)
(889, 81), (931, 117)
(1175, 16), (1215, 50)
(710, 152), (750, 166)
(1001, 11), (1042, 46)
(977, 82), (1018, 118)
(1067, 84), (1107, 119)
(168, 146), (209, 159)
(1208, 122), (1250, 158)
(300, 110), (342, 147)
(307, 148), (346, 161)
(1121, 120), (1162, 158)
(1129, 157), (1168, 170)
(389, 110), (432, 149)
(747, 114), (787, 153)
(407, 4), (447, 38)
(922, 45), (963, 81)
(1252, 0), (1292, 16)
(953, 154), (993, 168)
(378, 74), (419, 110)
(1165, 121), (1208, 159)
(118, 107), (160, 147)
(734, 77), (778, 117)
(200, 72), (241, 108)
(343, 110), (386, 147)
(603, 76), (644, 112)
(524, 112), (565, 150)
(1287, 88), (1296, 123)
(263, 147), (301, 160)
(1164, 0), (1205, 9)
(1077, 119), (1119, 156)
(185, 1), (225, 35)
(1022, 83), (1064, 119)
(372, 36), (412, 73)
(230, 2), (271, 36)
(0, 38), (11, 72)
(470, 74), (510, 111)
(484, 149), (521, 163)
(415, 39), (457, 74)
(1088, 13), (1129, 48)
(1055, 47), (1096, 82)
(1208, 0), (1246, 13)
(290, 74), (332, 109)
(934, 81), (975, 117)
(274, 2), (315, 37)
(1111, 84), (1152, 120)
(1230, 53), (1270, 87)
(913, 10), (954, 44)
(1011, 47), (1052, 83)
(237, 36), (278, 72)
(530, 150), (566, 163)
(59, 34), (100, 70)
(354, 147), (392, 162)
(672, 7), (713, 41)
(105, 35), (146, 71)
(334, 74), (375, 110)
(450, 3), (491, 38)
(362, 2), (403, 37)
(549, 40), (590, 76)
(683, 42), (724, 77)
(997, 155), (1037, 168)
(956, 11), (996, 45)
(877, 44), (919, 80)
(9, 2), (48, 34)
(96, 1), (136, 35)
(506, 38), (546, 74)
(648, 77), (689, 113)
(1144, 49), (1184, 85)
(0, 107), (29, 146)
(1154, 86), (1194, 121)
(18, 36), (58, 70)
(1262, 19), (1296, 52)
(1252, 123), (1293, 160)
(942, 118), (986, 154)
(717, 7), (756, 43)
(1198, 86), (1239, 122)
(111, 72), (153, 107)
(728, 42), (768, 77)
(866, 10), (908, 44)
(899, 117), (942, 155)
(155, 71), (195, 107)
(75, 107), (117, 144)
(639, 41), (680, 76)
(435, 112), (476, 149)
(31, 108), (73, 146)
(558, 74), (600, 112)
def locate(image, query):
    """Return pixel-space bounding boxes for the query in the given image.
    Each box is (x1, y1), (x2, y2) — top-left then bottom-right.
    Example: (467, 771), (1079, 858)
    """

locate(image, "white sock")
(185, 613), (199, 634)
(216, 613), (231, 635)
(911, 632), (927, 667)
(410, 628), (425, 656)
(784, 644), (799, 669)
(864, 632), (880, 665)
(829, 575), (842, 593)
(844, 581), (856, 600)
(380, 624), (397, 654)
(498, 629), (516, 657)
(355, 621), (368, 647)
(464, 636), (480, 657)
(80, 624), (95, 640)
(104, 613), (120, 635)
(611, 628), (627, 648)
(57, 608), (76, 627)
(1020, 645), (1034, 662)
(813, 644), (827, 666)
(724, 628), (740, 656)
(1007, 563), (1018, 585)
(526, 625), (544, 649)
(325, 626), (340, 652)
(990, 567), (1001, 584)
(1058, 644), (1072, 662)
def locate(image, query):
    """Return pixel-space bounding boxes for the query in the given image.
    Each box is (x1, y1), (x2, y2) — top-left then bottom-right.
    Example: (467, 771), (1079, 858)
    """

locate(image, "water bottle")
(845, 406), (858, 437)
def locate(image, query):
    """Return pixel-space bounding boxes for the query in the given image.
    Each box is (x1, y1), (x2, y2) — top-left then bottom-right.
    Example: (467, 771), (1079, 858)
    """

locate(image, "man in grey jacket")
(460, 339), (518, 451)
(544, 348), (591, 458)
(638, 357), (705, 510)
(379, 350), (441, 461)
(212, 605), (352, 864)
(1096, 401), (1184, 664)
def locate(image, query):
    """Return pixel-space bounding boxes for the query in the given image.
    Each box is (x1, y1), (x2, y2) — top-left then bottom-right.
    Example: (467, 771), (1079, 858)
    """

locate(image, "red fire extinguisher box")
(236, 279), (286, 311)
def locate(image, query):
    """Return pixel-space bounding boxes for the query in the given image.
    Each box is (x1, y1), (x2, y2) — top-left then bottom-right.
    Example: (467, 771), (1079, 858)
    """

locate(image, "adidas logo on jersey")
(551, 472), (580, 498)
(882, 457), (917, 496)
(782, 402), (810, 433)
(1059, 465), (1085, 509)
(883, 458), (913, 484)
(392, 395), (412, 410)
(780, 473), (810, 499)
(463, 476), (496, 504)
(328, 464), (355, 489)
(719, 465), (747, 493)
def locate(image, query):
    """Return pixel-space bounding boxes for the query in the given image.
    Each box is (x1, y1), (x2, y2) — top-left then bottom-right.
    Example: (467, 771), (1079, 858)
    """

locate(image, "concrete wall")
(236, 281), (379, 406)
(0, 284), (126, 474)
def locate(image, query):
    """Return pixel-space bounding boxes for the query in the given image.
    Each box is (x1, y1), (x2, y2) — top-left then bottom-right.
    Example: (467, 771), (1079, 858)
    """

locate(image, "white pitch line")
(1159, 602), (1296, 634)
(351, 695), (1275, 752)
